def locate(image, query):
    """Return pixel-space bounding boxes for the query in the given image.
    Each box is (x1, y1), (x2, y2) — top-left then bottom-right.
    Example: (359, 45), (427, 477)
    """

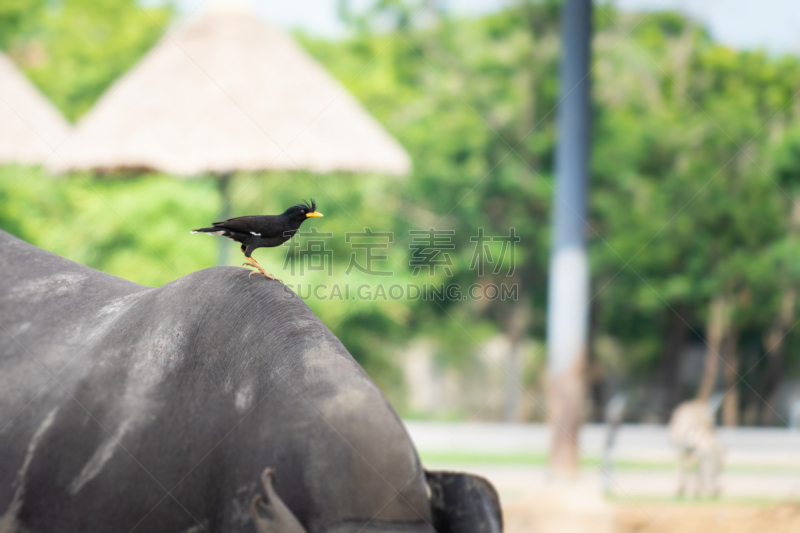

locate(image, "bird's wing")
(212, 215), (282, 236)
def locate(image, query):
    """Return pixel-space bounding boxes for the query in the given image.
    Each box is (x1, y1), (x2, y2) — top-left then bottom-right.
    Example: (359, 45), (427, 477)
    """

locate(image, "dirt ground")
(502, 484), (616, 533)
(616, 503), (800, 533)
(503, 497), (800, 533)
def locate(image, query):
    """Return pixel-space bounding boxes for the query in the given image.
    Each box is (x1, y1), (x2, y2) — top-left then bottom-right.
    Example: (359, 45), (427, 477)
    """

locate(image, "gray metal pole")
(217, 173), (232, 266)
(546, 0), (592, 478)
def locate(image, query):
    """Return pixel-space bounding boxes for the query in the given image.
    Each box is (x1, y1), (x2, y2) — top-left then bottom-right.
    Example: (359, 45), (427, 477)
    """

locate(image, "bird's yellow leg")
(242, 255), (279, 281)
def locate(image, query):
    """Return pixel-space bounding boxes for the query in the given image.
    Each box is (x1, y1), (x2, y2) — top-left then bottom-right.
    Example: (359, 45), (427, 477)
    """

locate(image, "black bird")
(191, 200), (323, 280)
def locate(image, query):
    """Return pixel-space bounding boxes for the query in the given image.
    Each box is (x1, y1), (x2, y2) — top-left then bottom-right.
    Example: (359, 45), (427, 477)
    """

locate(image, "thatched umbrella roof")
(0, 53), (71, 166)
(55, 10), (410, 176)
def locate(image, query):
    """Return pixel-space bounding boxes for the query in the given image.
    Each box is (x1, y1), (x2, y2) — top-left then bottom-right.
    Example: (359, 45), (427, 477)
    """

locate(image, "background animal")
(0, 231), (500, 533)
(669, 398), (724, 497)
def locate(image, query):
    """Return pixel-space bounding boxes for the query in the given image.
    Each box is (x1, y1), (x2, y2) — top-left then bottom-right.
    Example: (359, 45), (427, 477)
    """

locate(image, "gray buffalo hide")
(0, 232), (501, 533)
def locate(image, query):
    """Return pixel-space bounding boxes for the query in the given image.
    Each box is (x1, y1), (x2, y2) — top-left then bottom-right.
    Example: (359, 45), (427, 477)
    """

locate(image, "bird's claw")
(243, 263), (280, 281)
(262, 271), (281, 282)
(241, 256), (281, 282)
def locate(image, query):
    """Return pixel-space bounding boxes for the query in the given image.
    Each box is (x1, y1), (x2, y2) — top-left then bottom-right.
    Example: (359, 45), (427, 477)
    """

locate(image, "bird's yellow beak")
(306, 211), (323, 218)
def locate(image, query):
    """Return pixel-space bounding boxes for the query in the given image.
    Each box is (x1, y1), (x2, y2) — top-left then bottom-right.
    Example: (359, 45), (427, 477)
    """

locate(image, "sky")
(614, 0), (800, 54)
(171, 0), (800, 54)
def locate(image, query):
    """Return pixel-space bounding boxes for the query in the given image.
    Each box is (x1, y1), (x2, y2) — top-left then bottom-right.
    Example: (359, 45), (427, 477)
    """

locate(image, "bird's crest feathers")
(298, 199), (317, 213)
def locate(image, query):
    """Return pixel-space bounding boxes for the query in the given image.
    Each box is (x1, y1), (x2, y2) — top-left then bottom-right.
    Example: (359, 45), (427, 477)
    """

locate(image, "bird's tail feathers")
(191, 227), (227, 236)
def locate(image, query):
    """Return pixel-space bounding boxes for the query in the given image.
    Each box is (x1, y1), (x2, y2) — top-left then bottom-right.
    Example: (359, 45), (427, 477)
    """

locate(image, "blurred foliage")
(4, 0), (170, 120)
(0, 168), (218, 285)
(2, 0), (800, 418)
(0, 0), (45, 49)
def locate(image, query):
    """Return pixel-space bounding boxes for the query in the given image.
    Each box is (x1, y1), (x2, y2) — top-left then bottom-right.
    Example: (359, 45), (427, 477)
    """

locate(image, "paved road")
(403, 421), (800, 502)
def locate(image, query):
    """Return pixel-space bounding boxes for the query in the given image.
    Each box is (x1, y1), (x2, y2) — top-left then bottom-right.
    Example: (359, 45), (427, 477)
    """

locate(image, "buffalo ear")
(424, 470), (503, 533)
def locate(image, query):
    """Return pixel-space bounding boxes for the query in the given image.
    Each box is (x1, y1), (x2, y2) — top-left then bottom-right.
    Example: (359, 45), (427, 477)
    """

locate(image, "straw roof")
(56, 11), (411, 176)
(0, 53), (71, 166)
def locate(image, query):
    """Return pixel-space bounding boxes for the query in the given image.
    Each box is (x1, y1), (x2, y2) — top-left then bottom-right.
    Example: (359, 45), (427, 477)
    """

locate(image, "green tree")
(6, 0), (170, 121)
(3, 0), (800, 422)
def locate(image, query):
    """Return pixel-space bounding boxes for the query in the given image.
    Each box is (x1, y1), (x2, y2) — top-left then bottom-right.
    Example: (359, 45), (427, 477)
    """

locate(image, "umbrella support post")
(216, 173), (232, 266)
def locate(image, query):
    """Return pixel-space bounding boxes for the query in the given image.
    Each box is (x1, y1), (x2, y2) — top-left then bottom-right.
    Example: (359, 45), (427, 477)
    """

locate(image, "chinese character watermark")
(409, 228), (455, 276)
(283, 228), (333, 275)
(345, 229), (394, 276)
(469, 227), (520, 276)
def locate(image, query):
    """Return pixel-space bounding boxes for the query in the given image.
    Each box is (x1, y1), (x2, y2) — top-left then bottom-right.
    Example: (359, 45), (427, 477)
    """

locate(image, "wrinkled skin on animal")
(0, 232), (501, 533)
